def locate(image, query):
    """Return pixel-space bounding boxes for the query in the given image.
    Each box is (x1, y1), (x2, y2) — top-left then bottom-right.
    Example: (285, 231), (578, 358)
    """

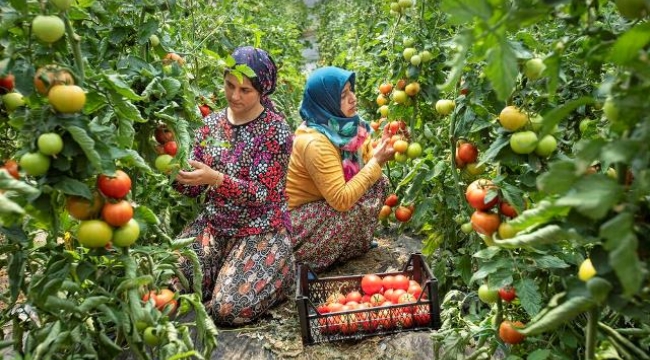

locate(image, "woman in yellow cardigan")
(286, 66), (395, 272)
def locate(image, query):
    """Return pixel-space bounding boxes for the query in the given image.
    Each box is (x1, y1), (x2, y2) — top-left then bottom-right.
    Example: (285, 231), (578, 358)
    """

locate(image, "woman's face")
(340, 82), (357, 117)
(224, 73), (261, 116)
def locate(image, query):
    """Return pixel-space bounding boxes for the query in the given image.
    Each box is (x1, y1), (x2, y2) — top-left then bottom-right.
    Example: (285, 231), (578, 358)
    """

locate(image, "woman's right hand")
(372, 138), (395, 166)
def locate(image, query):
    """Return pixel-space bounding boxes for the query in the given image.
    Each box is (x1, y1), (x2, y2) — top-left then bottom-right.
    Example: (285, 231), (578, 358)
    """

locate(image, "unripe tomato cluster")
(315, 273), (431, 335)
(153, 124), (178, 173)
(498, 106), (558, 157)
(70, 170), (141, 249)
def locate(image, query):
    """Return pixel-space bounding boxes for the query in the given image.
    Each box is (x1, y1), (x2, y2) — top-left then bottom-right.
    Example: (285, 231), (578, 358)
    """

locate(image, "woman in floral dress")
(286, 66), (395, 273)
(173, 47), (294, 325)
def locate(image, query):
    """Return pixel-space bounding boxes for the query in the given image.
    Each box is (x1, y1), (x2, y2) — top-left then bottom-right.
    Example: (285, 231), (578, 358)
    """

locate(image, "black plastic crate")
(295, 253), (441, 345)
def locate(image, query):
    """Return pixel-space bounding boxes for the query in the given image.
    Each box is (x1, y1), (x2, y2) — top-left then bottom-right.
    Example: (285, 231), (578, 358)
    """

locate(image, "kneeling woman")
(286, 66), (395, 273)
(173, 47), (295, 325)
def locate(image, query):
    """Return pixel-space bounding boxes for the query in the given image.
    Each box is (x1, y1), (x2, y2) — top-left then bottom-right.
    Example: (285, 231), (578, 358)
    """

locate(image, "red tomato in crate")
(361, 274), (383, 295)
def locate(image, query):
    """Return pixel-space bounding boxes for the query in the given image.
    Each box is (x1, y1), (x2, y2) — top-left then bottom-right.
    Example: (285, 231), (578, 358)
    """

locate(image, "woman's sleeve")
(211, 120), (292, 205)
(303, 137), (382, 212)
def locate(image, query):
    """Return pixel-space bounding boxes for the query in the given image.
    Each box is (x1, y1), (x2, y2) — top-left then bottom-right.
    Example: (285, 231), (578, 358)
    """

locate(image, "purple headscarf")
(231, 46), (279, 112)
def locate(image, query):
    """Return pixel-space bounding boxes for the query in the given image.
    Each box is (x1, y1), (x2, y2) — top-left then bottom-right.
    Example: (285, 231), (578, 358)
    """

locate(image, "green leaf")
(536, 160), (581, 195)
(493, 224), (580, 249)
(440, 0), (491, 25)
(518, 296), (595, 336)
(438, 31), (472, 92)
(44, 296), (80, 314)
(480, 134), (510, 164)
(534, 255), (569, 269)
(67, 126), (103, 172)
(556, 174), (623, 220)
(114, 275), (154, 294)
(601, 139), (642, 164)
(516, 278), (543, 317)
(78, 296), (112, 313)
(234, 64), (256, 79)
(52, 177), (92, 198)
(0, 193), (25, 216)
(539, 97), (593, 137)
(608, 22), (650, 65)
(527, 349), (552, 360)
(104, 74), (145, 101)
(472, 246), (502, 260)
(161, 78), (182, 99)
(485, 38), (518, 102)
(224, 55), (236, 67)
(600, 213), (643, 297)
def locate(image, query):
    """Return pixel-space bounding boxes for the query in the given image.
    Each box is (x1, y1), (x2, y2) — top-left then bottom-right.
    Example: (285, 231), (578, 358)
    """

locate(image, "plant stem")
(585, 306), (599, 360)
(64, 16), (84, 86)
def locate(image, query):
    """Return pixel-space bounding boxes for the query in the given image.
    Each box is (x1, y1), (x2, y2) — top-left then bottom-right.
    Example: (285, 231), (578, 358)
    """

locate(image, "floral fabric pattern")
(174, 107), (295, 325)
(290, 175), (389, 273)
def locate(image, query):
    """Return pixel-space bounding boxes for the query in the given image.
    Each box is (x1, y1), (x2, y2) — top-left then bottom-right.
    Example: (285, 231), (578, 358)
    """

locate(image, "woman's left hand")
(175, 160), (222, 186)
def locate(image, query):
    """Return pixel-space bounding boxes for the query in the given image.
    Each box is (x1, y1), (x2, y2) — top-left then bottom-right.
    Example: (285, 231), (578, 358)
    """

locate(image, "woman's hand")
(175, 160), (223, 187)
(372, 138), (396, 166)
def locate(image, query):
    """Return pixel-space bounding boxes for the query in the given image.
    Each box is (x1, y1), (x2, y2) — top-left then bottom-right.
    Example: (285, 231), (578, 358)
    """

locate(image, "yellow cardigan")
(286, 125), (383, 211)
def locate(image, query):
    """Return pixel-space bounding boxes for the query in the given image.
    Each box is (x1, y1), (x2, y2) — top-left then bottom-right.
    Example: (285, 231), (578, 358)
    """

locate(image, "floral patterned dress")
(174, 107), (295, 325)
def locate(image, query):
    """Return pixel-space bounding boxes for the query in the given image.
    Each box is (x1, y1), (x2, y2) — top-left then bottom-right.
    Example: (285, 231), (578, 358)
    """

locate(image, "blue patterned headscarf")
(231, 46), (278, 112)
(300, 66), (371, 181)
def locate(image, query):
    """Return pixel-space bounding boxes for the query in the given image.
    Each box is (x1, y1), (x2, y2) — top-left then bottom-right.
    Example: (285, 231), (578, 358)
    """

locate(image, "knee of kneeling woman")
(209, 300), (257, 326)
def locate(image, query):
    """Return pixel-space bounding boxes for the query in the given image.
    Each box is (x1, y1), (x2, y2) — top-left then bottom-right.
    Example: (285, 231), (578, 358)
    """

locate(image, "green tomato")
(435, 99), (455, 116)
(394, 152), (408, 163)
(419, 50), (433, 63)
(32, 15), (65, 43)
(149, 34), (160, 47)
(534, 135), (557, 157)
(478, 284), (499, 304)
(403, 48), (417, 61)
(398, 0), (413, 8)
(77, 220), (113, 248)
(20, 152), (51, 176)
(143, 327), (162, 346)
(2, 92), (25, 112)
(402, 37), (415, 47)
(392, 90), (408, 105)
(112, 219), (140, 247)
(37, 133), (64, 155)
(410, 54), (421, 66)
(510, 131), (538, 154)
(579, 118), (593, 133)
(406, 142), (423, 159)
(603, 97), (619, 122)
(523, 58), (546, 80)
(460, 222), (473, 234)
(155, 154), (174, 173)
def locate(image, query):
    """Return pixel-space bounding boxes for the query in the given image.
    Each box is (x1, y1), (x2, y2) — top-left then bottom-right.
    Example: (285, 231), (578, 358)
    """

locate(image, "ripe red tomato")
(396, 79), (407, 90)
(0, 74), (15, 94)
(97, 170), (132, 199)
(369, 293), (386, 306)
(339, 314), (358, 335)
(101, 199), (134, 227)
(326, 292), (346, 305)
(1, 159), (20, 179)
(499, 201), (518, 218)
(393, 274), (410, 291)
(142, 288), (178, 313)
(470, 210), (501, 236)
(388, 121), (401, 135)
(345, 290), (362, 304)
(163, 52), (186, 66)
(407, 283), (422, 299)
(379, 82), (393, 95)
(163, 141), (178, 156)
(66, 192), (104, 220)
(499, 286), (517, 302)
(361, 274), (383, 295)
(457, 143), (478, 163)
(465, 179), (499, 210)
(398, 293), (417, 313)
(316, 303), (330, 314)
(390, 289), (406, 303)
(499, 320), (525, 344)
(154, 125), (174, 144)
(413, 305), (431, 326)
(395, 206), (412, 222)
(385, 194), (399, 207)
(382, 275), (395, 290)
(199, 104), (211, 117)
(455, 151), (466, 168)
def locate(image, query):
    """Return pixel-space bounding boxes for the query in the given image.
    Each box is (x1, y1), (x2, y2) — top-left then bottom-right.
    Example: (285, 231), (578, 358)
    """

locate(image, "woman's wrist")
(209, 170), (224, 188)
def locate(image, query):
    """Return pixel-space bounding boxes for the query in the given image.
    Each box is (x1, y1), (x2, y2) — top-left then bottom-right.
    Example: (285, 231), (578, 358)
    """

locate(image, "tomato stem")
(585, 306), (599, 360)
(64, 15), (84, 86)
